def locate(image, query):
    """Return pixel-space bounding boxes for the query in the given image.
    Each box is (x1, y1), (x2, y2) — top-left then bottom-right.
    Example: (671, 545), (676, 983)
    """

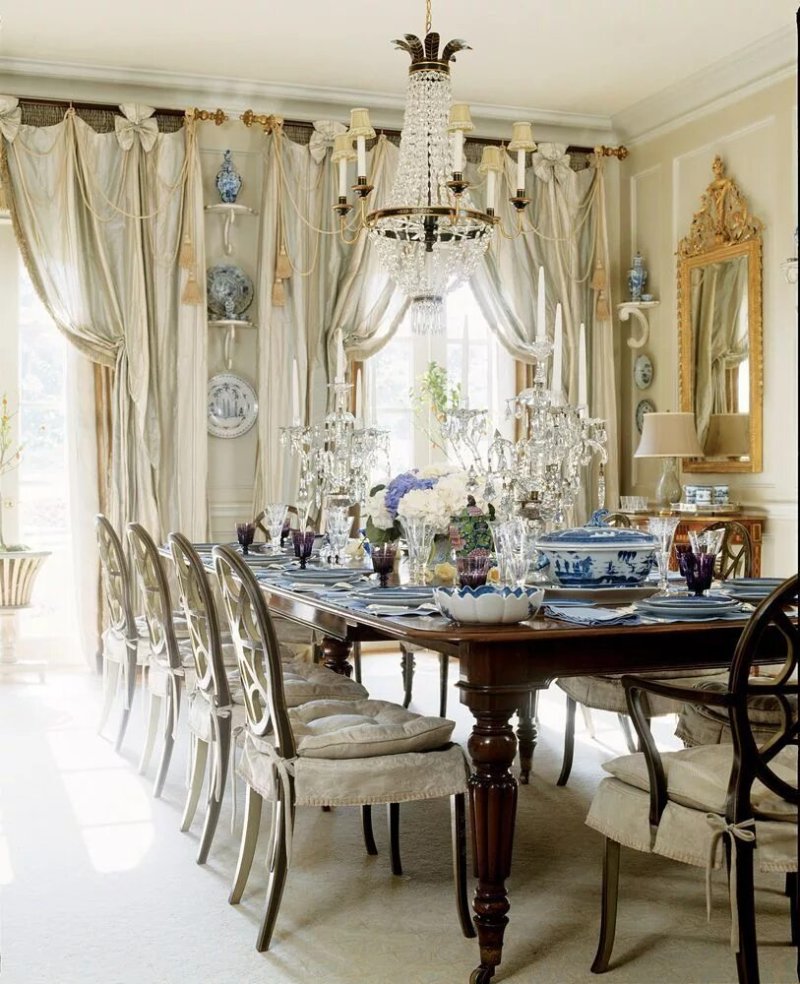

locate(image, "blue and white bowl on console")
(432, 585), (544, 624)
(537, 525), (657, 587)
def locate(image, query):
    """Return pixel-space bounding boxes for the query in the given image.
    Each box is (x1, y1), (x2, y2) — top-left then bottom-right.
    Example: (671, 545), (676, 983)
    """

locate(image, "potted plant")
(0, 394), (49, 611)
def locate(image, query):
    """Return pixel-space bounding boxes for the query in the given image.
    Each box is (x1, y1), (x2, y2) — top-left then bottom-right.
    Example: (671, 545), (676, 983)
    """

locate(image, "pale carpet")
(0, 652), (796, 984)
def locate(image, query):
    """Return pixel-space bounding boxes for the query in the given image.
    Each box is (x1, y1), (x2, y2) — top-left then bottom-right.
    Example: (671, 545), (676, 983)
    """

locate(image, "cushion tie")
(704, 814), (756, 949)
(252, 737), (298, 869)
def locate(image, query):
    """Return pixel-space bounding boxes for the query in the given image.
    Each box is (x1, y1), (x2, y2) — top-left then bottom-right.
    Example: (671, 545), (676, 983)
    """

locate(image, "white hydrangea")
(366, 489), (394, 530)
(396, 487), (451, 532)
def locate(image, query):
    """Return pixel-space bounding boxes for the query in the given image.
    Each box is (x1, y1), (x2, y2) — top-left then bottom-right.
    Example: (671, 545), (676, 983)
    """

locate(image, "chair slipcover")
(675, 677), (798, 747)
(558, 669), (729, 716)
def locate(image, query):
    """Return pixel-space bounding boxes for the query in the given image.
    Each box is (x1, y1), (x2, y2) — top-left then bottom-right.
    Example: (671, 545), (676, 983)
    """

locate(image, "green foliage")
(449, 504), (496, 558)
(410, 362), (461, 453)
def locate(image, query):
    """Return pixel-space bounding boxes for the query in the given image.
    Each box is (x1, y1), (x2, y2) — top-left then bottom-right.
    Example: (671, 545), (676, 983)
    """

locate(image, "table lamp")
(704, 413), (750, 458)
(634, 411), (704, 507)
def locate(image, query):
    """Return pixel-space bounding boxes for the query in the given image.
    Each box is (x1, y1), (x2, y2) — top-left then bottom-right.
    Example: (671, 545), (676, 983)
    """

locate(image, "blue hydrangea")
(383, 470), (436, 518)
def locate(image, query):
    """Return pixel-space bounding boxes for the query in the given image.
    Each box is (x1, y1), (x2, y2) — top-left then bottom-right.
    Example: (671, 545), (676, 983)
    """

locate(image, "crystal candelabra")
(440, 339), (608, 529)
(280, 380), (390, 521)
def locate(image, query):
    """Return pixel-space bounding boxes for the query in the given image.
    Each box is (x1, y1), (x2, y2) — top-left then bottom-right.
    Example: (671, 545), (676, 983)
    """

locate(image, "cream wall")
(618, 76), (798, 576)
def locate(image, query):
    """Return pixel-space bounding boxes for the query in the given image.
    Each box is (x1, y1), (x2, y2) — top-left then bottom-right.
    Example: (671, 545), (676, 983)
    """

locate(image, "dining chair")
(95, 515), (151, 751)
(586, 575), (798, 983)
(127, 523), (196, 797)
(212, 544), (475, 952)
(168, 534), (369, 861)
(555, 518), (754, 786)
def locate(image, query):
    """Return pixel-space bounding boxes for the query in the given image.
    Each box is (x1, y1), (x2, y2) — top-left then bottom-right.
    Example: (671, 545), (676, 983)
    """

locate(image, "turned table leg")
(515, 689), (539, 784)
(320, 636), (352, 677)
(467, 709), (519, 983)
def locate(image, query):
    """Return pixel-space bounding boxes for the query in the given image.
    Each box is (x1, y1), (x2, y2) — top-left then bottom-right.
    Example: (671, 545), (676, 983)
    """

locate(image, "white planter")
(0, 550), (50, 609)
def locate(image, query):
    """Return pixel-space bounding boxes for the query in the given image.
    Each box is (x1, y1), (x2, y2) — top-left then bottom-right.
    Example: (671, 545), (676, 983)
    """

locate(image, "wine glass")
(457, 554), (492, 589)
(264, 503), (288, 554)
(235, 522), (255, 556)
(398, 516), (435, 585)
(647, 516), (680, 593)
(292, 529), (315, 569)
(370, 543), (397, 588)
(326, 511), (351, 565)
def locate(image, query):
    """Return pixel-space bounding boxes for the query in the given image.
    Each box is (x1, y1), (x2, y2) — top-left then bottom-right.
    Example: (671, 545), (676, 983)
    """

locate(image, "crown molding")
(613, 27), (797, 145)
(0, 55), (614, 144)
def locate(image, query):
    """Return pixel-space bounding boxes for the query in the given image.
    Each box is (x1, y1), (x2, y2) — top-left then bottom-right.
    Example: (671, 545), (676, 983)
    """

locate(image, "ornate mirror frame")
(678, 156), (763, 473)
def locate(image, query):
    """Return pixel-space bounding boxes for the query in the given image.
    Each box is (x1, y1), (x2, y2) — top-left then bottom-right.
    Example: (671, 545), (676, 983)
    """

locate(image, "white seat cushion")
(187, 691), (246, 742)
(557, 669), (728, 717)
(225, 661), (367, 707)
(675, 678), (797, 747)
(288, 699), (455, 759)
(238, 730), (468, 808)
(601, 743), (797, 821)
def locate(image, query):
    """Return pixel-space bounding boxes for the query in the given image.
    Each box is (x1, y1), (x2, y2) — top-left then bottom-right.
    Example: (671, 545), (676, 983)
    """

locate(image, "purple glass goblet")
(236, 522), (256, 556)
(684, 551), (716, 596)
(457, 554), (492, 589)
(292, 529), (316, 569)
(674, 543), (692, 576)
(370, 543), (397, 589)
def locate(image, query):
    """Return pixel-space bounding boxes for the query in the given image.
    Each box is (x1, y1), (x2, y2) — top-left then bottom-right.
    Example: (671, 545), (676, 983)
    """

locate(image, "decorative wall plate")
(633, 353), (654, 390)
(635, 398), (656, 433)
(207, 372), (258, 439)
(206, 264), (254, 318)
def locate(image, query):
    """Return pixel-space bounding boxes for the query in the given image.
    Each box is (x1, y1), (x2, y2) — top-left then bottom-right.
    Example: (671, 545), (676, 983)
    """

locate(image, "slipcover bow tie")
(532, 143), (572, 183)
(0, 96), (22, 142)
(308, 120), (347, 164)
(115, 103), (158, 152)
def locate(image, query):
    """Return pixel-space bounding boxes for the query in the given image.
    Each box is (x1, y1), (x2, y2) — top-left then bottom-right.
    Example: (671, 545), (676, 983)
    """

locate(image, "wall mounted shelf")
(617, 300), (659, 349)
(208, 318), (257, 370)
(204, 203), (258, 255)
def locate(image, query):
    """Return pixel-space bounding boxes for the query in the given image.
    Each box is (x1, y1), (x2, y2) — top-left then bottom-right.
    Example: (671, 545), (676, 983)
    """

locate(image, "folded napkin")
(364, 604), (438, 618)
(544, 605), (639, 626)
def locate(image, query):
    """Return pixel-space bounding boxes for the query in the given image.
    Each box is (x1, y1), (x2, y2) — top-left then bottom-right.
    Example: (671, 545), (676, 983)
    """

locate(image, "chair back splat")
(212, 545), (296, 758)
(96, 515), (136, 644)
(126, 523), (181, 672)
(702, 520), (755, 580)
(168, 533), (231, 708)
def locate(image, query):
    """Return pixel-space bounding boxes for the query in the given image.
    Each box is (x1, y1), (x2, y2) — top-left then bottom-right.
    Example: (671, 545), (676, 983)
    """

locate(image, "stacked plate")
(721, 577), (785, 604)
(280, 568), (368, 592)
(634, 593), (743, 621)
(542, 583), (659, 604)
(353, 586), (435, 605)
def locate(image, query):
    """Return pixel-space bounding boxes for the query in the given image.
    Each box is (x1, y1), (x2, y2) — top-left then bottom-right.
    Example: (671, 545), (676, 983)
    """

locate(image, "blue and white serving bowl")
(432, 585), (544, 624)
(537, 525), (657, 587)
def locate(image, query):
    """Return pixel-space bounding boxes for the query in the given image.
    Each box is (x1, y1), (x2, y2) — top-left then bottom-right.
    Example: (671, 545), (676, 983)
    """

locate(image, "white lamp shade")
(635, 412), (704, 458)
(704, 413), (750, 457)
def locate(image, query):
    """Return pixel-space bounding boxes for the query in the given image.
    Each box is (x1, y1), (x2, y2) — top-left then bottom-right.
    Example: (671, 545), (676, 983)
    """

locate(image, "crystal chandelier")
(333, 0), (536, 335)
(280, 380), (390, 520)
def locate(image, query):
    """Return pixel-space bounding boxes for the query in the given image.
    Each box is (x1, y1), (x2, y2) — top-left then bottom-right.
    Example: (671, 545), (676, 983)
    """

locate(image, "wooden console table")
(622, 508), (765, 575)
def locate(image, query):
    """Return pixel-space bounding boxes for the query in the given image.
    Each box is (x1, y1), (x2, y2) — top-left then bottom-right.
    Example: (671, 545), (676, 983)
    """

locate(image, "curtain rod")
(16, 98), (627, 158)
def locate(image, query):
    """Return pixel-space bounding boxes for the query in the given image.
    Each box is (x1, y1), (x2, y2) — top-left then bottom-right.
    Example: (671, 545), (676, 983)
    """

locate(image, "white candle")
(486, 170), (496, 212)
(552, 304), (563, 399)
(336, 329), (345, 382)
(516, 149), (525, 192)
(355, 368), (363, 422)
(451, 130), (463, 174)
(461, 315), (469, 400)
(338, 158), (347, 198)
(291, 358), (301, 424)
(536, 266), (546, 340)
(356, 136), (366, 179)
(578, 322), (587, 408)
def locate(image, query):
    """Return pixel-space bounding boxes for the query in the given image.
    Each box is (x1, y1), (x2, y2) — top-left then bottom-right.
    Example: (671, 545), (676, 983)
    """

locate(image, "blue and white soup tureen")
(537, 523), (656, 587)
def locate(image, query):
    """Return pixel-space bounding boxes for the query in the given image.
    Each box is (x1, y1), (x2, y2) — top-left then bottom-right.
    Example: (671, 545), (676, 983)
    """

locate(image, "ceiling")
(0, 1), (797, 130)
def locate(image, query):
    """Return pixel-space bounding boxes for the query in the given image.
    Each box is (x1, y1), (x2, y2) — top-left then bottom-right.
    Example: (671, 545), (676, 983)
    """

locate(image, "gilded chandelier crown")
(392, 33), (471, 74)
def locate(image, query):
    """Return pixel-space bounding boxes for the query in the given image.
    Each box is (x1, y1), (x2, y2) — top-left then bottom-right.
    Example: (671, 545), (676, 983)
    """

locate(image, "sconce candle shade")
(635, 412), (704, 507)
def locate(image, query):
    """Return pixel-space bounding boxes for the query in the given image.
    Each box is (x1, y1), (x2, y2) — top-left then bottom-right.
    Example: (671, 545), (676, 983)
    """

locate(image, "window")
(366, 284), (516, 473)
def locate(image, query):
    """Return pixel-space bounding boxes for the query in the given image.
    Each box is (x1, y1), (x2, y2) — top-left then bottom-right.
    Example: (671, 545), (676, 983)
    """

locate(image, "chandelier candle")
(578, 323), (587, 408)
(536, 266), (546, 340)
(552, 304), (563, 401)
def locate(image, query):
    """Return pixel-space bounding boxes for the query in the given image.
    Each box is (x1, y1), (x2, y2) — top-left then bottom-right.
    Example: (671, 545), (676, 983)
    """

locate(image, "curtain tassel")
(275, 246), (292, 281)
(590, 260), (607, 292)
(272, 278), (286, 306)
(595, 290), (610, 321)
(179, 234), (195, 270)
(181, 271), (203, 305)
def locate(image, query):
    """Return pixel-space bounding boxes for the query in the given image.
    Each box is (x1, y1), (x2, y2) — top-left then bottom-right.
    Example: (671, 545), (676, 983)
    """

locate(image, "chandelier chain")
(425, 0), (432, 35)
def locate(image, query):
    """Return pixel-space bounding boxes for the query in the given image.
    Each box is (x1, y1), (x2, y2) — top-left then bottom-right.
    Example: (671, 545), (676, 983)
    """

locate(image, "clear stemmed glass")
(264, 503), (288, 554)
(648, 516), (680, 593)
(326, 511), (351, 565)
(399, 516), (435, 585)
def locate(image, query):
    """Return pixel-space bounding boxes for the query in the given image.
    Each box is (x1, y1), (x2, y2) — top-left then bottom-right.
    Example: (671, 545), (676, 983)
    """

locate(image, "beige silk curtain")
(467, 143), (619, 515)
(0, 100), (207, 545)
(252, 130), (404, 507)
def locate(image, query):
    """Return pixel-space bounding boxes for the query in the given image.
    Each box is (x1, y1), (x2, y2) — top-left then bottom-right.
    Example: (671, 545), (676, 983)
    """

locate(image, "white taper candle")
(336, 329), (345, 382)
(552, 304), (563, 399)
(291, 358), (300, 424)
(536, 266), (546, 340)
(338, 158), (347, 198)
(486, 170), (496, 212)
(516, 150), (525, 192)
(356, 136), (366, 179)
(578, 322), (587, 408)
(355, 368), (362, 422)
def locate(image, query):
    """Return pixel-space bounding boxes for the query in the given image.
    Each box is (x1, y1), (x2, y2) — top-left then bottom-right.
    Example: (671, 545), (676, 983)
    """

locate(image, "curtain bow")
(532, 143), (572, 184)
(115, 103), (158, 152)
(704, 813), (757, 950)
(0, 96), (21, 143)
(308, 120), (346, 164)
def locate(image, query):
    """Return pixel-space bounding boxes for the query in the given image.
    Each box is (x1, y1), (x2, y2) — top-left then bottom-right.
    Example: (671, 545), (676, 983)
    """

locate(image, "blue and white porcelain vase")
(215, 150), (242, 204)
(627, 252), (648, 302)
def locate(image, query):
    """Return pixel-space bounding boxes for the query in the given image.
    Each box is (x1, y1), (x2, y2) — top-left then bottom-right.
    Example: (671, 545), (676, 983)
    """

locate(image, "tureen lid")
(538, 524), (656, 547)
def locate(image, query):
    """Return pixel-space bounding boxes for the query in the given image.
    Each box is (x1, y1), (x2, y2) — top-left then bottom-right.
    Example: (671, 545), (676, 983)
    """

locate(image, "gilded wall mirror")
(678, 156), (763, 473)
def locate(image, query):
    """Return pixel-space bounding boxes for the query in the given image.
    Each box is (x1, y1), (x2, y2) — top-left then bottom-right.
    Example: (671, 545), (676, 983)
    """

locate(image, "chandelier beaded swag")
(333, 0), (536, 336)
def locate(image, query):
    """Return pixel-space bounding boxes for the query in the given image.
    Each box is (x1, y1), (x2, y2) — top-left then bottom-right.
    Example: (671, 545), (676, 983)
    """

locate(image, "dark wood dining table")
(252, 575), (752, 984)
